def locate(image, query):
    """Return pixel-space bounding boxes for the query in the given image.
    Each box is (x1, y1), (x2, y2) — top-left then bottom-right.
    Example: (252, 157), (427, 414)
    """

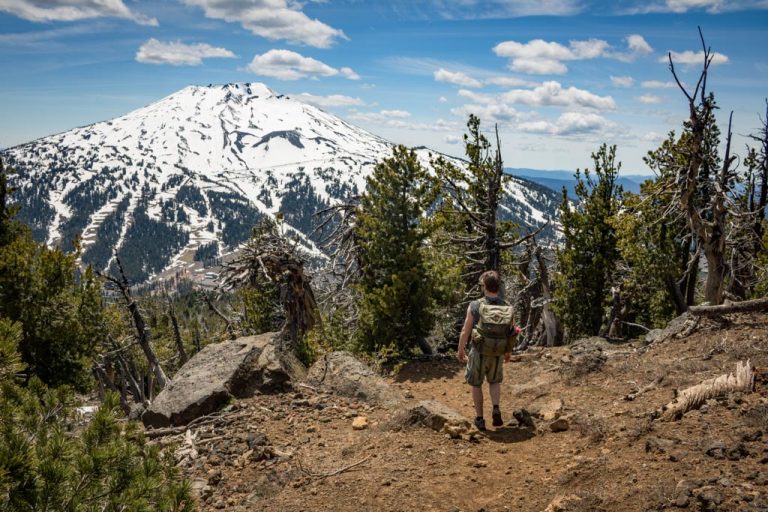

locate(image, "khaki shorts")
(465, 346), (503, 386)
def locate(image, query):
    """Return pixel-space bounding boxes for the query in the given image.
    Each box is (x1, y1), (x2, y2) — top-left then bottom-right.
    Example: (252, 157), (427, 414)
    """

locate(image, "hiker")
(457, 270), (519, 431)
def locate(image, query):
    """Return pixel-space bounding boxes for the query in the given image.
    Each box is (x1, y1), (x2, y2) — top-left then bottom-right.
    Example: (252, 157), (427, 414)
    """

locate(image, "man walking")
(457, 271), (518, 431)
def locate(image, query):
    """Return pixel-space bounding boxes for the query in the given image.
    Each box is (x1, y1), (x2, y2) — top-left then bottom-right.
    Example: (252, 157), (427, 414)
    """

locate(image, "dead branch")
(688, 296), (768, 317)
(297, 455), (372, 479)
(656, 360), (754, 420)
(624, 375), (663, 401)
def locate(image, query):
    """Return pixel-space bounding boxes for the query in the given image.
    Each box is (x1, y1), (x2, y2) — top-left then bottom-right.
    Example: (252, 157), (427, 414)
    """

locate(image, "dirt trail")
(176, 313), (768, 511)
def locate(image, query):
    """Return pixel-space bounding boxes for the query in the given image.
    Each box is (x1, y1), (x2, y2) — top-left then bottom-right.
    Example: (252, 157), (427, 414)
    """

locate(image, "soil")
(169, 313), (768, 511)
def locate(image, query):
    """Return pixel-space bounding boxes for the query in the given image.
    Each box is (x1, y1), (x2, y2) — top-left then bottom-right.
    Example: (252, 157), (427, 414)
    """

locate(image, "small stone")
(704, 441), (726, 459)
(352, 416), (369, 430)
(404, 390), (414, 399)
(306, 426), (317, 433)
(550, 418), (570, 433)
(674, 493), (690, 508)
(472, 460), (488, 468)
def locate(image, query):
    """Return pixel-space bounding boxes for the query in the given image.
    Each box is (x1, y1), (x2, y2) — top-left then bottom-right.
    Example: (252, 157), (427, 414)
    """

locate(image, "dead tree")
(165, 290), (188, 365)
(221, 218), (320, 352)
(98, 256), (168, 389)
(668, 28), (738, 305)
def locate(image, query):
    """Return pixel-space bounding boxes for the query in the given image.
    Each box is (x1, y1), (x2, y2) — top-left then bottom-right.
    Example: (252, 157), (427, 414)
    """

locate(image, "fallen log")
(688, 297), (768, 317)
(656, 360), (755, 421)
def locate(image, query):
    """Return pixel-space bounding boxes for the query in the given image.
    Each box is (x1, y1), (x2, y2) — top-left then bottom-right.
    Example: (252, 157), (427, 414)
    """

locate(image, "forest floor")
(172, 313), (768, 512)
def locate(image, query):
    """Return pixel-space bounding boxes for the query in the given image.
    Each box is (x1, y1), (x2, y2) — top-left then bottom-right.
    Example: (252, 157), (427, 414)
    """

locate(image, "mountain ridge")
(4, 82), (561, 283)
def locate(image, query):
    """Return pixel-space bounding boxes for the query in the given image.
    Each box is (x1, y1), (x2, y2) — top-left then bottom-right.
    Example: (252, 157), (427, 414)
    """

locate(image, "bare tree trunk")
(98, 257), (168, 390)
(165, 292), (188, 365)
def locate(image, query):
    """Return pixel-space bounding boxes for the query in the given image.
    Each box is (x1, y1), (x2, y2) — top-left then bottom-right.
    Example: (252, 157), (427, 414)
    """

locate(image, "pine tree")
(355, 145), (437, 355)
(555, 144), (623, 338)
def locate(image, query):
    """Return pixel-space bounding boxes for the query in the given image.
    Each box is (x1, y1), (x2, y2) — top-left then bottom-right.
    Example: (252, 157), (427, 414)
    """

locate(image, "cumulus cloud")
(518, 112), (619, 136)
(493, 34), (653, 74)
(347, 109), (411, 125)
(611, 75), (635, 87)
(641, 131), (664, 142)
(451, 101), (528, 125)
(0, 0), (157, 25)
(434, 68), (483, 88)
(641, 80), (676, 88)
(439, 96), (448, 103)
(136, 39), (235, 66)
(662, 50), (729, 66)
(636, 94), (663, 104)
(182, 0), (346, 48)
(294, 93), (365, 108)
(444, 134), (462, 144)
(501, 81), (616, 110)
(340, 67), (361, 80)
(246, 49), (359, 81)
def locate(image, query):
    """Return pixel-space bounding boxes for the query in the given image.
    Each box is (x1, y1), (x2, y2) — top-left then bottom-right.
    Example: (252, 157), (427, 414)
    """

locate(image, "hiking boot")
(474, 417), (486, 431)
(492, 408), (503, 427)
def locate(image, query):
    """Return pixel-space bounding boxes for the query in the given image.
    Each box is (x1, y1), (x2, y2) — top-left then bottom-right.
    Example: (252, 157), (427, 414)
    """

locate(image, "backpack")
(472, 298), (516, 357)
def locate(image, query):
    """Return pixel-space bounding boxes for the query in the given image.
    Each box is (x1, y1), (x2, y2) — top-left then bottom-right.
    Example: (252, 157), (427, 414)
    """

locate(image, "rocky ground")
(152, 313), (768, 511)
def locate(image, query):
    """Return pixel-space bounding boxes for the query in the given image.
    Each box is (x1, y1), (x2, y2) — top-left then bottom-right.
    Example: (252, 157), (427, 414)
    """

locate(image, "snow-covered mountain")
(3, 83), (560, 283)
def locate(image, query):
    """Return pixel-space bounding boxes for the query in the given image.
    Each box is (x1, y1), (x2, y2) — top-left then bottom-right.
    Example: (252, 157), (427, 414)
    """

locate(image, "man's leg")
(472, 385), (484, 417)
(489, 382), (501, 407)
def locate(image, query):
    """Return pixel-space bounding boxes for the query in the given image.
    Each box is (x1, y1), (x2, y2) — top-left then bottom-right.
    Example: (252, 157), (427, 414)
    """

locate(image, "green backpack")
(472, 298), (515, 357)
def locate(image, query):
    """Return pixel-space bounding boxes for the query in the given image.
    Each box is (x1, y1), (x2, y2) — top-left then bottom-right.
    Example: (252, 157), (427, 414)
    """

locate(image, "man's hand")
(457, 347), (467, 363)
(504, 352), (511, 363)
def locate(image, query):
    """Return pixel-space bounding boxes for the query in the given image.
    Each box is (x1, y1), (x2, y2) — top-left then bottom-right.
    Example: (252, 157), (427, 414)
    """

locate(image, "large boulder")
(143, 333), (305, 428)
(305, 352), (403, 406)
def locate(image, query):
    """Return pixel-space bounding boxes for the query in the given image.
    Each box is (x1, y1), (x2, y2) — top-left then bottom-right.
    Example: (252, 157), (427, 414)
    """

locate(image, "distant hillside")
(507, 167), (648, 197)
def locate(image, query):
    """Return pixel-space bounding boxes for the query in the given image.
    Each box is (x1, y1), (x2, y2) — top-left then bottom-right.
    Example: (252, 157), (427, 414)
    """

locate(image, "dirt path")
(179, 313), (768, 511)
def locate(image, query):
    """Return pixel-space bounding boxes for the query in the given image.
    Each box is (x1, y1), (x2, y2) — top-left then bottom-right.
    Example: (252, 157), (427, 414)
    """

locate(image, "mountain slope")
(4, 83), (561, 283)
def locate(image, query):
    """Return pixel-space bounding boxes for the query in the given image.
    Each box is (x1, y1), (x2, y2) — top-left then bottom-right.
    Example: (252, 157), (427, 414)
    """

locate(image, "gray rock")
(143, 333), (306, 428)
(644, 313), (692, 344)
(549, 417), (570, 433)
(391, 400), (471, 432)
(513, 408), (536, 429)
(305, 352), (403, 406)
(646, 436), (679, 454)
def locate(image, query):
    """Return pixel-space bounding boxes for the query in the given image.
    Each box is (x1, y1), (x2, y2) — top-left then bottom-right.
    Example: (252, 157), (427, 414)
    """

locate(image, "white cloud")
(294, 93), (365, 108)
(426, 0), (582, 19)
(518, 112), (619, 136)
(662, 50), (730, 66)
(493, 35), (653, 74)
(637, 0), (768, 13)
(502, 81), (616, 111)
(135, 39), (235, 66)
(340, 67), (361, 80)
(347, 109), (411, 125)
(485, 76), (538, 87)
(636, 94), (663, 104)
(434, 68), (483, 88)
(182, 0), (346, 48)
(439, 96), (448, 103)
(641, 80), (676, 88)
(0, 0), (157, 25)
(246, 49), (358, 81)
(641, 131), (664, 142)
(444, 134), (462, 144)
(610, 75), (635, 87)
(451, 101), (528, 125)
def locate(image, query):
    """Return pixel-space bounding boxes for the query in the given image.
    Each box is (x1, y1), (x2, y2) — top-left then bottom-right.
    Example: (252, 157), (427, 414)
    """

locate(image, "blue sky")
(1, 0), (767, 174)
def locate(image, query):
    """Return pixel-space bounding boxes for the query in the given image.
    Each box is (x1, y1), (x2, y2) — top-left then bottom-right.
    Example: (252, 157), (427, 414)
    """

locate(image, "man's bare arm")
(457, 306), (474, 362)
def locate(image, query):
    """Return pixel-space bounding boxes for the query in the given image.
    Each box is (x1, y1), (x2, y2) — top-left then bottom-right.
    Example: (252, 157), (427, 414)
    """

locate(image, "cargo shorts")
(464, 346), (503, 386)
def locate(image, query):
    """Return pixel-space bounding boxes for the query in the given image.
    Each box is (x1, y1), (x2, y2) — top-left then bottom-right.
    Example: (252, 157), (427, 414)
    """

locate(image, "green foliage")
(0, 166), (105, 389)
(354, 145), (437, 355)
(0, 384), (194, 511)
(555, 144), (623, 338)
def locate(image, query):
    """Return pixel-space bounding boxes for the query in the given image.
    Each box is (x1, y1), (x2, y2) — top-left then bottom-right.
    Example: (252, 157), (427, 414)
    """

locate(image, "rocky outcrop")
(143, 333), (306, 428)
(305, 352), (403, 406)
(391, 400), (471, 432)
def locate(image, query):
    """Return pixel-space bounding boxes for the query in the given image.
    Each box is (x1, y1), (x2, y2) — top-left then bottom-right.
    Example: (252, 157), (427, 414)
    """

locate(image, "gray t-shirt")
(469, 295), (508, 329)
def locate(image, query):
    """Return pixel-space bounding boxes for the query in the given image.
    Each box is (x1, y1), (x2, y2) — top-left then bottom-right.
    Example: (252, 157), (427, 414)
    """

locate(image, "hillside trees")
(555, 144), (623, 338)
(0, 158), (105, 390)
(354, 145), (438, 355)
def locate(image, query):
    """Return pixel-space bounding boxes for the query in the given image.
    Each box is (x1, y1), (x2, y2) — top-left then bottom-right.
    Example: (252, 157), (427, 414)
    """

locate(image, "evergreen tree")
(555, 144), (623, 338)
(355, 145), (437, 355)
(0, 159), (104, 390)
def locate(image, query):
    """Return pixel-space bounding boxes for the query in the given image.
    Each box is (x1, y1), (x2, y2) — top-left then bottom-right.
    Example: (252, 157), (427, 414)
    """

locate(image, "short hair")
(479, 271), (500, 293)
